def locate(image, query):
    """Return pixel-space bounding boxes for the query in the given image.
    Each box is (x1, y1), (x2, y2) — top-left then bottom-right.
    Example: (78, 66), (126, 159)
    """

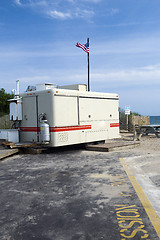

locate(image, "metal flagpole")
(87, 38), (90, 91)
(75, 38), (90, 91)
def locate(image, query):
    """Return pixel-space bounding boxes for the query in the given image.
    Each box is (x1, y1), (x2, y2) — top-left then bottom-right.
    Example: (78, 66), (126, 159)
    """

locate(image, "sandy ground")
(120, 132), (160, 153)
(119, 132), (160, 217)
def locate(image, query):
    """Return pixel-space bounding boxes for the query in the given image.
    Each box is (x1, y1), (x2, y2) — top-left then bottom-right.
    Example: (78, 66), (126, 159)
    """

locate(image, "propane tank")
(40, 120), (50, 144)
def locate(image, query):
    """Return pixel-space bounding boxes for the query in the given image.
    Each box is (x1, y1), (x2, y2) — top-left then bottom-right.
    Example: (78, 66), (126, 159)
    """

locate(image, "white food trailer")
(8, 83), (120, 147)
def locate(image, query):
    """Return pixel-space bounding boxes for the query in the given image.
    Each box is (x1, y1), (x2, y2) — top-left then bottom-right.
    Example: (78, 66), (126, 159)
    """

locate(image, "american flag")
(76, 41), (89, 53)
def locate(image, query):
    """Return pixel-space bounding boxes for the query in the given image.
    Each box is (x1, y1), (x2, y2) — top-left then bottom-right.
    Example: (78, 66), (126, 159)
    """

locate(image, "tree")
(0, 88), (14, 115)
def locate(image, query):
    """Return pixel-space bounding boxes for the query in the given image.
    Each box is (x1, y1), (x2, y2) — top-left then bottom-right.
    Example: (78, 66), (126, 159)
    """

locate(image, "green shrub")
(0, 88), (14, 115)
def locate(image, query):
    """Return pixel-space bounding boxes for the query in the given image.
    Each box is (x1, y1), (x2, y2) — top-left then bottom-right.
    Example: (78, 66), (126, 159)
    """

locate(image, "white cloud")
(0, 49), (78, 60)
(90, 65), (160, 88)
(100, 21), (158, 28)
(13, 0), (96, 21)
(14, 0), (22, 6)
(48, 10), (72, 19)
(14, 0), (47, 7)
(47, 7), (94, 20)
(82, 0), (101, 2)
(109, 8), (119, 15)
(32, 1), (48, 6)
(13, 64), (160, 94)
(92, 35), (160, 55)
(74, 8), (95, 19)
(20, 75), (51, 83)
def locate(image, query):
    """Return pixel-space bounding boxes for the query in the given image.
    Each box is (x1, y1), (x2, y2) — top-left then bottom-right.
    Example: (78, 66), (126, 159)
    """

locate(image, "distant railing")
(120, 114), (150, 132)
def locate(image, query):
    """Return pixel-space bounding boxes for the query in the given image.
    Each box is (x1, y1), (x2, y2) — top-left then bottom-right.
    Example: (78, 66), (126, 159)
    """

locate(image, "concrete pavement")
(0, 149), (159, 240)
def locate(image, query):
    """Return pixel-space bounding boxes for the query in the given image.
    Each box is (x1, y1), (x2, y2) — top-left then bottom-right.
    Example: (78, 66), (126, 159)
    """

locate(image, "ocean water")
(150, 116), (160, 125)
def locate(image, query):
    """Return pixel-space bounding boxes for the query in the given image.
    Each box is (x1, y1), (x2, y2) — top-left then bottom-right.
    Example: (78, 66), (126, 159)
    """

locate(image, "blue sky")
(1, 0), (160, 115)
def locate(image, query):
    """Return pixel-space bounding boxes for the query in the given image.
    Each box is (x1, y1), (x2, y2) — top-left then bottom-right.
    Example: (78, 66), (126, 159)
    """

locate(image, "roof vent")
(58, 84), (87, 91)
(36, 83), (57, 91)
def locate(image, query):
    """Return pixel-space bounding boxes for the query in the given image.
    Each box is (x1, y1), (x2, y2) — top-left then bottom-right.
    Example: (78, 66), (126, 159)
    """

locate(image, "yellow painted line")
(120, 158), (160, 238)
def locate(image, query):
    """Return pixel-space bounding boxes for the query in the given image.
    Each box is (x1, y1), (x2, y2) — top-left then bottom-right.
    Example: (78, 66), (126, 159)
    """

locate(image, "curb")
(0, 149), (19, 161)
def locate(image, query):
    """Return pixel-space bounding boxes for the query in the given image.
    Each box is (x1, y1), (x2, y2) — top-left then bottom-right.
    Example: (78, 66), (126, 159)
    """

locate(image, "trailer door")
(21, 96), (39, 142)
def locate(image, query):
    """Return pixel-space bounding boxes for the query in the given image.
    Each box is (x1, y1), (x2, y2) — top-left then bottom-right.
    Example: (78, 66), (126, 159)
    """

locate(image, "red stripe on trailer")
(20, 125), (92, 132)
(110, 123), (119, 128)
(50, 125), (91, 132)
(20, 127), (40, 132)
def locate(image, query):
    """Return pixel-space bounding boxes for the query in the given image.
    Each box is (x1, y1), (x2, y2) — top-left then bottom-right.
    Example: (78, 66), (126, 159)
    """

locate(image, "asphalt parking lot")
(0, 149), (159, 240)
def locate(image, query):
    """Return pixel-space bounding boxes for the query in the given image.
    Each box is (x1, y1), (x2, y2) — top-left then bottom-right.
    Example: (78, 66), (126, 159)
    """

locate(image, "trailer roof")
(20, 88), (119, 99)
